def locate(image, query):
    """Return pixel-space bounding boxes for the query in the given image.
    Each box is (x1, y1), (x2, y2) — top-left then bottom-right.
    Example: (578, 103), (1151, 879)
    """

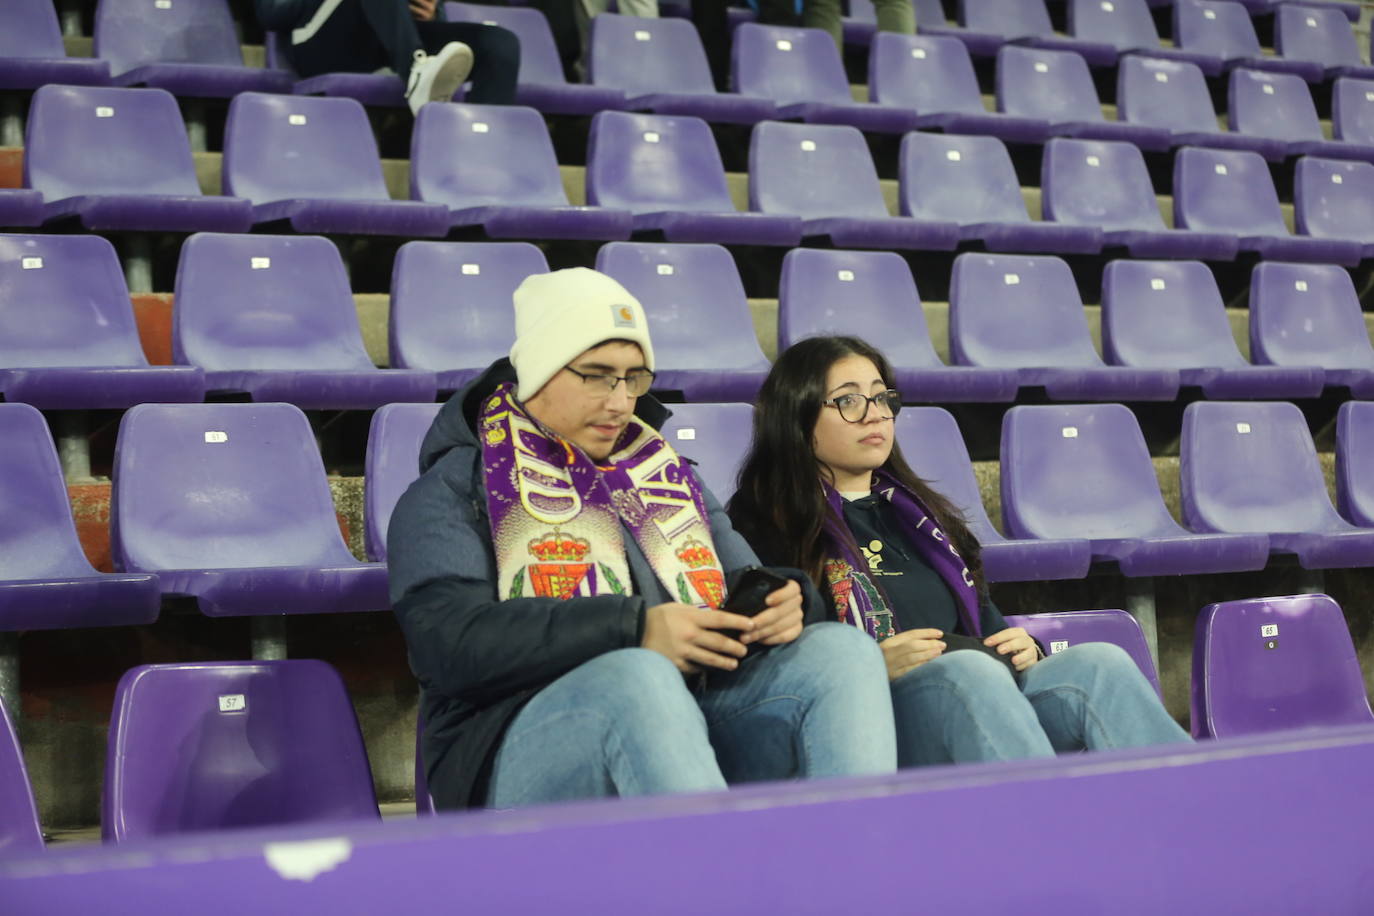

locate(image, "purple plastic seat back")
(749, 121), (889, 219)
(996, 45), (1106, 124)
(112, 403), (360, 573)
(1041, 137), (1167, 231)
(1069, 0), (1163, 50)
(962, 0), (1054, 38)
(389, 240), (547, 381)
(173, 233), (376, 373)
(948, 253), (1104, 369)
(1336, 401), (1374, 526)
(223, 93), (390, 205)
(589, 13), (717, 95)
(0, 0), (71, 58)
(586, 111), (735, 214)
(23, 84), (203, 199)
(1003, 610), (1163, 699)
(103, 660), (379, 842)
(1274, 3), (1363, 69)
(867, 34), (990, 116)
(1228, 68), (1322, 142)
(0, 696), (43, 855)
(1175, 0), (1264, 60)
(893, 407), (1004, 545)
(410, 103), (570, 208)
(1192, 594), (1374, 738)
(1249, 261), (1374, 370)
(1293, 156), (1374, 242)
(444, 2), (570, 87)
(1332, 77), (1374, 144)
(1116, 56), (1225, 133)
(1000, 403), (1183, 540)
(95, 0), (245, 75)
(1173, 146), (1289, 236)
(732, 23), (853, 106)
(364, 403), (443, 562)
(900, 132), (1031, 224)
(1101, 259), (1248, 369)
(658, 403), (754, 502)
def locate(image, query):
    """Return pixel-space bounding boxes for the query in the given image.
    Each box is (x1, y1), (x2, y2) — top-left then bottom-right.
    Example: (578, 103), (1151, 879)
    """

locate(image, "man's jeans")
(890, 642), (1193, 767)
(486, 622), (896, 807)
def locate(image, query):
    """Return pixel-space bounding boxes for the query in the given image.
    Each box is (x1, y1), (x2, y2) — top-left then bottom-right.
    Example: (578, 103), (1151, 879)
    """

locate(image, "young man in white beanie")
(388, 267), (896, 810)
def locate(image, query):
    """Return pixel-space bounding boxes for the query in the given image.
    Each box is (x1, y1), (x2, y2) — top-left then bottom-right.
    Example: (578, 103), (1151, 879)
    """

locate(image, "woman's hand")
(984, 627), (1041, 672)
(739, 579), (805, 648)
(642, 603), (755, 673)
(880, 628), (945, 681)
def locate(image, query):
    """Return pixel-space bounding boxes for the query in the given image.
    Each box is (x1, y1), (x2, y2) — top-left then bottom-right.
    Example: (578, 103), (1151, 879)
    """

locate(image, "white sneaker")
(405, 41), (474, 116)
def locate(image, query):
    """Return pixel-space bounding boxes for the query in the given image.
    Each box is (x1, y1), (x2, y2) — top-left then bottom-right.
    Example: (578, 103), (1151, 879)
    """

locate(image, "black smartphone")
(939, 632), (1018, 674)
(720, 567), (791, 656)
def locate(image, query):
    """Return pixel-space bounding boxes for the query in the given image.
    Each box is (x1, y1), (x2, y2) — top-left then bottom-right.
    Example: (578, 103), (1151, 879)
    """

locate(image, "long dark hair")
(728, 336), (985, 594)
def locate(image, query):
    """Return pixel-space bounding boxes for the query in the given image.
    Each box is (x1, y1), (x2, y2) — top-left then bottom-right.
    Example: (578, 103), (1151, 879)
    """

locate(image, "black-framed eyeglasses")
(564, 365), (656, 397)
(823, 389), (902, 423)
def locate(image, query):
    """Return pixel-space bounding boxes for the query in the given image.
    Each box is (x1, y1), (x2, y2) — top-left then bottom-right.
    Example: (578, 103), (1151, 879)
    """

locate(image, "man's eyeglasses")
(822, 389), (902, 423)
(564, 365), (656, 397)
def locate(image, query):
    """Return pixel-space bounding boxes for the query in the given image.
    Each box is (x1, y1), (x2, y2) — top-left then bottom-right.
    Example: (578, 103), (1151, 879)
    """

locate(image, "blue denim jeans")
(486, 622), (896, 807)
(890, 642), (1193, 767)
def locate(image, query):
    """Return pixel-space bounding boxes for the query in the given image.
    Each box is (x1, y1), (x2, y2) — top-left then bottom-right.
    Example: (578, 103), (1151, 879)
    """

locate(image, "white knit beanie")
(509, 268), (656, 402)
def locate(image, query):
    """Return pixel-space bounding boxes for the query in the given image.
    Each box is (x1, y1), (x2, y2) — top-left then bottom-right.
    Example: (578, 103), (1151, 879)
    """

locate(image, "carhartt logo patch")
(612, 305), (636, 328)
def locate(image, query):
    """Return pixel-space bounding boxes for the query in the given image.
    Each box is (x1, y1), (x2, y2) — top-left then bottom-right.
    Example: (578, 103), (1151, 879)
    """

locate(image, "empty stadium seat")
(959, 0), (1118, 67)
(1101, 259), (1323, 399)
(1041, 137), (1240, 260)
(1191, 594), (1374, 738)
(588, 14), (775, 124)
(173, 233), (435, 408)
(595, 242), (770, 401)
(658, 402), (753, 503)
(95, 0), (292, 96)
(1228, 68), (1374, 162)
(1293, 156), (1374, 252)
(0, 234), (205, 408)
(103, 660), (380, 842)
(364, 403), (443, 563)
(111, 402), (391, 617)
(389, 240), (548, 391)
(1172, 147), (1363, 264)
(749, 121), (960, 250)
(777, 248), (1020, 402)
(0, 192), (43, 229)
(24, 84), (252, 232)
(1181, 401), (1374, 568)
(1174, 0), (1324, 83)
(1248, 261), (1374, 396)
(223, 93), (449, 237)
(949, 253), (1181, 401)
(0, 696), (42, 855)
(0, 403), (161, 631)
(732, 24), (919, 134)
(1336, 400), (1374, 527)
(0, 0), (111, 89)
(900, 132), (1104, 254)
(411, 102), (633, 241)
(894, 407), (1092, 581)
(1272, 3), (1374, 81)
(1331, 77), (1374, 145)
(1003, 609), (1162, 698)
(264, 31), (404, 108)
(1000, 403), (1270, 576)
(1067, 0), (1223, 74)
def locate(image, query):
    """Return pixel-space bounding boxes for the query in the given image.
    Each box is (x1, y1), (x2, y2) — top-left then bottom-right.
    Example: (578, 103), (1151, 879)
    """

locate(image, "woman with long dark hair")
(729, 336), (1190, 765)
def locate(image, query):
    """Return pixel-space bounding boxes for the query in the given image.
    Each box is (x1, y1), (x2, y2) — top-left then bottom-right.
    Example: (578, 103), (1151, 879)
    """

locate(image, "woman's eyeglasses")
(822, 389), (902, 423)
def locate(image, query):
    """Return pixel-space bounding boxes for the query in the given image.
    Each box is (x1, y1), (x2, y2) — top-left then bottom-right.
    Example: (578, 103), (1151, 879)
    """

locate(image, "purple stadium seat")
(173, 233), (436, 409)
(959, 0), (1118, 67)
(659, 402), (753, 503)
(0, 403), (160, 631)
(0, 191), (43, 229)
(1192, 594), (1374, 738)
(0, 234), (205, 409)
(1172, 147), (1364, 264)
(1000, 403), (1270, 576)
(995, 46), (1173, 151)
(264, 32), (405, 108)
(949, 253), (1181, 401)
(595, 242), (771, 402)
(444, 2), (627, 115)
(1336, 400), (1374, 526)
(364, 403), (443, 562)
(586, 111), (802, 245)
(223, 93), (449, 237)
(111, 402), (391, 617)
(900, 132), (1104, 254)
(1181, 400), (1374, 568)
(1331, 77), (1374, 145)
(1293, 156), (1374, 254)
(0, 0), (111, 89)
(1248, 260), (1374, 396)
(777, 248), (1020, 402)
(0, 697), (42, 855)
(1067, 0), (1223, 74)
(732, 24), (920, 134)
(1174, 0), (1324, 83)
(1041, 137), (1240, 260)
(411, 103), (632, 241)
(749, 121), (960, 251)
(1101, 259), (1323, 398)
(867, 34), (1053, 145)
(1273, 3), (1374, 81)
(95, 0), (293, 96)
(23, 84), (251, 232)
(589, 14), (775, 124)
(1004, 609), (1162, 697)
(1229, 68), (1374, 163)
(103, 660), (380, 842)
(1116, 56), (1290, 161)
(895, 407), (1092, 581)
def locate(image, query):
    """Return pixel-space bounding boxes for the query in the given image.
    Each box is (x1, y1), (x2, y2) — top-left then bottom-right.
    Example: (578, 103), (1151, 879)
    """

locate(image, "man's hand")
(738, 579), (805, 647)
(880, 628), (945, 681)
(409, 0), (438, 21)
(642, 602), (755, 673)
(984, 627), (1040, 672)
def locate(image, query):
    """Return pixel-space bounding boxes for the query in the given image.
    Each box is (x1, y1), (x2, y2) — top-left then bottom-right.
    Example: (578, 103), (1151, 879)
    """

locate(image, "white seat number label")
(461, 263), (480, 275)
(837, 270), (855, 281)
(675, 428), (696, 440)
(21, 257), (42, 270)
(205, 431), (228, 443)
(1261, 624), (1279, 637)
(289, 114), (307, 125)
(218, 694), (246, 712)
(251, 257), (270, 269)
(1062, 427), (1078, 438)
(657, 264), (674, 275)
(1050, 640), (1069, 654)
